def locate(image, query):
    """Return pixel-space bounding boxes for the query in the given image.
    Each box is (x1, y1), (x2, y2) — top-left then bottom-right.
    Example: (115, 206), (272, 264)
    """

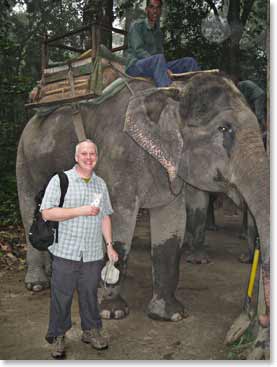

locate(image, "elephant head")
(124, 72), (270, 324)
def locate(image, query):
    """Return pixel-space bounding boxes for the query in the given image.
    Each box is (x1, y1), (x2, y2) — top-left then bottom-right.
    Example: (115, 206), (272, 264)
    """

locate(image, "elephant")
(184, 185), (211, 264)
(16, 71), (270, 356)
(184, 188), (258, 264)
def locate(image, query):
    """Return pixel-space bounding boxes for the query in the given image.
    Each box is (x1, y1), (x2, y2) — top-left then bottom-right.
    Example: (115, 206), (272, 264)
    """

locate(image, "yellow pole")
(247, 248), (260, 298)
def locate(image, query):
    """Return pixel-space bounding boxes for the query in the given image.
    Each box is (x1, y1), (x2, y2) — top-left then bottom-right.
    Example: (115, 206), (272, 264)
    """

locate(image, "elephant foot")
(25, 281), (50, 292)
(185, 251), (211, 264)
(25, 267), (50, 292)
(100, 295), (129, 320)
(147, 295), (188, 321)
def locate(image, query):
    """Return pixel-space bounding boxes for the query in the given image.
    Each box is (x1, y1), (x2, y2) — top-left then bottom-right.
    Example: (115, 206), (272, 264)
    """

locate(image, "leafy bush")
(0, 174), (22, 225)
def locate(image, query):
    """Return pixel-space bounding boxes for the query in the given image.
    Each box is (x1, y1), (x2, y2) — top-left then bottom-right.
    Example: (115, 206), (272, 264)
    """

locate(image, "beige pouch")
(101, 260), (120, 285)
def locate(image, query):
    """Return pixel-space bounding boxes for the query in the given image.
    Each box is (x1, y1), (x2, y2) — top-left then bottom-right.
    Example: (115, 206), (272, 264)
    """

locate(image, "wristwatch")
(106, 241), (114, 247)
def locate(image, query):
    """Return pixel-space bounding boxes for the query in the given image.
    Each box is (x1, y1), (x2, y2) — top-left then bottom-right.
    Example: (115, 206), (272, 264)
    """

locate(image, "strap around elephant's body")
(72, 104), (87, 142)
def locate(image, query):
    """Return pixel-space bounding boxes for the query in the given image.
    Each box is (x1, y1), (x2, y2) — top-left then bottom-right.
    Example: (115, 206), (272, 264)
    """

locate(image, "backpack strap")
(58, 172), (69, 207)
(55, 172), (69, 243)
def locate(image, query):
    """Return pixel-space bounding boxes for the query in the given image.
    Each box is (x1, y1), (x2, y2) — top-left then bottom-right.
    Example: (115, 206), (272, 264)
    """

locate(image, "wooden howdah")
(27, 49), (126, 108)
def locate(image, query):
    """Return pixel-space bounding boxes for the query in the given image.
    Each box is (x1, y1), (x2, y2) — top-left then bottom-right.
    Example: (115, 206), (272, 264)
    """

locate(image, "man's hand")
(107, 244), (119, 263)
(79, 205), (100, 216)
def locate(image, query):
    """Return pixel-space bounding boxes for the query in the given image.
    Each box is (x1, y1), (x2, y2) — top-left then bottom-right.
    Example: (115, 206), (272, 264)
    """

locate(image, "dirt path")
(0, 208), (250, 361)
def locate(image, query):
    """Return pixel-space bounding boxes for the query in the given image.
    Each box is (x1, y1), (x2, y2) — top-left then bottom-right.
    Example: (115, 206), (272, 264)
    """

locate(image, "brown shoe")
(51, 335), (66, 359)
(81, 329), (108, 350)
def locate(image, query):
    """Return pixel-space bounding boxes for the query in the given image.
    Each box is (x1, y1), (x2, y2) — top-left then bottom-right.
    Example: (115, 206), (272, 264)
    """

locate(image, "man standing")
(41, 139), (118, 359)
(125, 0), (200, 87)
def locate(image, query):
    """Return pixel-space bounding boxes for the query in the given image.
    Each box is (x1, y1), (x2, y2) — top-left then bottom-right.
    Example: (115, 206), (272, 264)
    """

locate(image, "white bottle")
(91, 193), (102, 207)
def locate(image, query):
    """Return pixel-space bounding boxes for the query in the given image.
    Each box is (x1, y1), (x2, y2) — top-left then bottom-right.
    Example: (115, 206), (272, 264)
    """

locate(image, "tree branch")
(241, 0), (255, 26)
(204, 0), (219, 17)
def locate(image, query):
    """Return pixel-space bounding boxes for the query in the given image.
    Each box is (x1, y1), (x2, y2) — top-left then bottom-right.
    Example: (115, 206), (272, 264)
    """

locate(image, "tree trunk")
(221, 0), (255, 75)
(221, 0), (241, 74)
(83, 0), (114, 49)
(221, 39), (241, 75)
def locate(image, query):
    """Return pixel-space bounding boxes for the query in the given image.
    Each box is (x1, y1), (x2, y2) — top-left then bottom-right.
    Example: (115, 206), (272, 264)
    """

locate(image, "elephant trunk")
(229, 127), (270, 323)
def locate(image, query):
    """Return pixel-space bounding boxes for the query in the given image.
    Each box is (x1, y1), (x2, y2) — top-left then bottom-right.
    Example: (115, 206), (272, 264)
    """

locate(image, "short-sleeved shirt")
(126, 17), (164, 71)
(40, 166), (113, 262)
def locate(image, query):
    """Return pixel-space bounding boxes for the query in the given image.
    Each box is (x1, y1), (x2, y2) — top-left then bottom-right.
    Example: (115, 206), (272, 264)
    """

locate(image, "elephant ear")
(124, 88), (184, 193)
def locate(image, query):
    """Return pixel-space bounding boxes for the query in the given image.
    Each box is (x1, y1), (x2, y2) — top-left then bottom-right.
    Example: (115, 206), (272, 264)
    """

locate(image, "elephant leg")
(247, 211), (258, 259)
(23, 201), (51, 291)
(99, 199), (140, 320)
(148, 191), (188, 321)
(184, 186), (210, 264)
(25, 247), (51, 291)
(238, 200), (248, 240)
(16, 152), (50, 292)
(239, 210), (258, 263)
(206, 193), (219, 231)
(23, 196), (51, 291)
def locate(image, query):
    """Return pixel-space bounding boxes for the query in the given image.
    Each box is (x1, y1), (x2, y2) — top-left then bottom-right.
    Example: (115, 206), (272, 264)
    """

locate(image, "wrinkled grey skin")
(184, 188), (258, 264)
(184, 186), (210, 264)
(239, 203), (259, 262)
(17, 73), (269, 353)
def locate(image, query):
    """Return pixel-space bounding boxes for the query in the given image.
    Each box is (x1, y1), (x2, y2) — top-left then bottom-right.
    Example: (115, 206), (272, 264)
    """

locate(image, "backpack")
(28, 172), (69, 251)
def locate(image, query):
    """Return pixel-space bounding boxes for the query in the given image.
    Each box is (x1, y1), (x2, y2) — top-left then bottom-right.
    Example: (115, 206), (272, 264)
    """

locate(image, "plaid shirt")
(40, 166), (113, 262)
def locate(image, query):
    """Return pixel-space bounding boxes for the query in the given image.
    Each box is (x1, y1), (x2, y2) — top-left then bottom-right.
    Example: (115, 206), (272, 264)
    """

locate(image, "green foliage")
(239, 0), (267, 87)
(0, 175), (21, 225)
(227, 328), (256, 360)
(162, 0), (267, 80)
(162, 0), (221, 69)
(115, 0), (144, 20)
(0, 0), (87, 225)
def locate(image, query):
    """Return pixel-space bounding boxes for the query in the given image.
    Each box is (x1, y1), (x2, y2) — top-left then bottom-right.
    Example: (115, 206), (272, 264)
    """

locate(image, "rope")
(107, 61), (135, 96)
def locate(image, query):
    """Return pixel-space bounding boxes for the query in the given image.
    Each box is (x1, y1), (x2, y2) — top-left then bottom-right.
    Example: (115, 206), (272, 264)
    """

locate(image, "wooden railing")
(41, 21), (127, 72)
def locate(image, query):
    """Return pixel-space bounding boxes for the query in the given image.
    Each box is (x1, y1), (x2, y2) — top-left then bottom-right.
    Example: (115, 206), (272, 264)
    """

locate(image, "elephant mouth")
(213, 168), (231, 190)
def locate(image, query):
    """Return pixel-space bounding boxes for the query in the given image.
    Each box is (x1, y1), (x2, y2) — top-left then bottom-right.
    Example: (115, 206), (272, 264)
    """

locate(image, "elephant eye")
(218, 126), (233, 133)
(218, 123), (235, 157)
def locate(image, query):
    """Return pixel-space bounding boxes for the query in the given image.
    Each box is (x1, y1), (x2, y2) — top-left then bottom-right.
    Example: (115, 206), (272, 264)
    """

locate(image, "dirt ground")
(0, 205), (252, 361)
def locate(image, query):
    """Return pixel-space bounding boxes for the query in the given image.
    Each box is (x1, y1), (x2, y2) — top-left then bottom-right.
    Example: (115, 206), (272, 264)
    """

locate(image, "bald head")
(75, 139), (98, 159)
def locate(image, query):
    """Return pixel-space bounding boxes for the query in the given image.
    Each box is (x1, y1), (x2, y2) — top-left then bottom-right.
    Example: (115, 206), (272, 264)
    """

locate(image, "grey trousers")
(46, 255), (103, 342)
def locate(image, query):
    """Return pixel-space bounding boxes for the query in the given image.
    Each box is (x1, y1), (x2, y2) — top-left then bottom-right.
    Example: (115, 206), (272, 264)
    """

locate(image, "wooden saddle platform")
(26, 44), (128, 108)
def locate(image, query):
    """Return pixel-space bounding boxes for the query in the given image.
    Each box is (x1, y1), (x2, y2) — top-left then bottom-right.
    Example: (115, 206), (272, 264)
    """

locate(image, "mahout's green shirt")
(126, 17), (164, 71)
